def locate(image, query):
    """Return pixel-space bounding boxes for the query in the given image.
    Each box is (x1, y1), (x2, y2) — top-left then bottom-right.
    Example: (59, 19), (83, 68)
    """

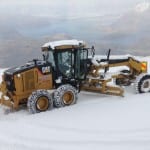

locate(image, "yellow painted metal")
(0, 68), (53, 109)
(36, 96), (49, 111)
(63, 91), (74, 105)
(89, 57), (148, 78)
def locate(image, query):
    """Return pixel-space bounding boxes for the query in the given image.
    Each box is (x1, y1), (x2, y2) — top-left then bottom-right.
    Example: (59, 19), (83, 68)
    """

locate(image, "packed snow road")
(0, 56), (149, 150)
(0, 86), (149, 150)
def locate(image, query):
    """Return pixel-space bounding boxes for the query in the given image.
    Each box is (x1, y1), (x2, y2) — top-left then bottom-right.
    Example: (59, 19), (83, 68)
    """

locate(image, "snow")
(93, 54), (147, 62)
(135, 1), (150, 13)
(42, 39), (85, 49)
(0, 55), (150, 150)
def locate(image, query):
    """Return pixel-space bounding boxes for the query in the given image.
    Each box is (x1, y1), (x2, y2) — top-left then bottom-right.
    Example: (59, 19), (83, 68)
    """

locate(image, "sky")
(0, 0), (146, 18)
(0, 0), (150, 65)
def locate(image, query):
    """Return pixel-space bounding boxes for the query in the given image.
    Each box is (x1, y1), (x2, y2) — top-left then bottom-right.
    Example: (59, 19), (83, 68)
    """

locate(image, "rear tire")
(135, 74), (150, 93)
(27, 90), (53, 114)
(53, 84), (78, 108)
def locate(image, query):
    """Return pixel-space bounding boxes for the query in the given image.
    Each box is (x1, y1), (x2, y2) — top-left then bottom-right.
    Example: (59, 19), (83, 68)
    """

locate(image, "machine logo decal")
(42, 66), (51, 74)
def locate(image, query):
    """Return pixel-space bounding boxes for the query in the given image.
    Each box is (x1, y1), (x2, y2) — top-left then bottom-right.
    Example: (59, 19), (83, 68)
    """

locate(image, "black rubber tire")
(27, 90), (53, 114)
(53, 84), (78, 108)
(135, 74), (150, 93)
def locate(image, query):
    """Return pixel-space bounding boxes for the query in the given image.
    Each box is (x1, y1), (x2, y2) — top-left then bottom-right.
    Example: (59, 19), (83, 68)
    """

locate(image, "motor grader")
(0, 39), (150, 113)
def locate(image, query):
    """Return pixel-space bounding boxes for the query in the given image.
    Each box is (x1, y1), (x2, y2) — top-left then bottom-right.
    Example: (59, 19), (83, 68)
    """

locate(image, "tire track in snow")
(0, 124), (149, 150)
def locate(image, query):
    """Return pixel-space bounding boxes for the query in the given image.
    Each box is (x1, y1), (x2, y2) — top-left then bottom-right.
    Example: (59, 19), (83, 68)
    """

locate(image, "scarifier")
(0, 39), (150, 113)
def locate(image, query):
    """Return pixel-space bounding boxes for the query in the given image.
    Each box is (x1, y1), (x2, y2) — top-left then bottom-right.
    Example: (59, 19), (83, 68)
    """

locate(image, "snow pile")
(0, 55), (150, 150)
(135, 1), (150, 13)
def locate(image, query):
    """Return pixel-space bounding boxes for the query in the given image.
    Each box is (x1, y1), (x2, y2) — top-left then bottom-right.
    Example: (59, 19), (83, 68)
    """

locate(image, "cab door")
(55, 50), (75, 78)
(75, 49), (88, 80)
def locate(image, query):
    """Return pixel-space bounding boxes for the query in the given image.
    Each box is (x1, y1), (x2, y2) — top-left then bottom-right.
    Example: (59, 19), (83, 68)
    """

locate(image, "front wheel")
(27, 90), (53, 114)
(135, 74), (150, 93)
(53, 84), (78, 108)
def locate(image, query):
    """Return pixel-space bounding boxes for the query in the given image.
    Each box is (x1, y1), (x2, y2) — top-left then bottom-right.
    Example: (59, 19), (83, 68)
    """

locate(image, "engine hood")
(4, 60), (47, 76)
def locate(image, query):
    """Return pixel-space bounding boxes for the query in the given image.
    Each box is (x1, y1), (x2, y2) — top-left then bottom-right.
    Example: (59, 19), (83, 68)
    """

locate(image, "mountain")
(0, 33), (72, 68)
(0, 2), (150, 67)
(99, 1), (150, 55)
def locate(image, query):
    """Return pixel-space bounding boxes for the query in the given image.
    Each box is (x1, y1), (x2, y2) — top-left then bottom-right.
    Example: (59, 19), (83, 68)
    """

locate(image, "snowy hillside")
(0, 56), (150, 150)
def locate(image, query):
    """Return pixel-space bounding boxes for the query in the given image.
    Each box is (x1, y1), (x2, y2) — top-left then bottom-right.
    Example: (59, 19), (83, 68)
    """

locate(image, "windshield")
(57, 51), (74, 78)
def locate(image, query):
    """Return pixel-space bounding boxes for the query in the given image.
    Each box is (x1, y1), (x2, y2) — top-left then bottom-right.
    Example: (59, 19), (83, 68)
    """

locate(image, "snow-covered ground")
(0, 56), (150, 150)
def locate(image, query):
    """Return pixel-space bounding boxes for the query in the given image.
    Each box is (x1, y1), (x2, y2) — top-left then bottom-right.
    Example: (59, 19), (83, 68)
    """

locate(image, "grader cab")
(0, 39), (149, 114)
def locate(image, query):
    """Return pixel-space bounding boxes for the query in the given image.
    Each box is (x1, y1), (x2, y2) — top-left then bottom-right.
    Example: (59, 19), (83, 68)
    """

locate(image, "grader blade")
(81, 85), (124, 97)
(81, 77), (124, 97)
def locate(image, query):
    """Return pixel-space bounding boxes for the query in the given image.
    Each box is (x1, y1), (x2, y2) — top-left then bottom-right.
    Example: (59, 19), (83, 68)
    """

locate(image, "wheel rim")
(141, 79), (150, 92)
(63, 91), (74, 105)
(37, 96), (49, 111)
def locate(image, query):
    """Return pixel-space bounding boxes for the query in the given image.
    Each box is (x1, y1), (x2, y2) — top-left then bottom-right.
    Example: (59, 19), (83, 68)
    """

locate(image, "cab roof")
(42, 39), (85, 51)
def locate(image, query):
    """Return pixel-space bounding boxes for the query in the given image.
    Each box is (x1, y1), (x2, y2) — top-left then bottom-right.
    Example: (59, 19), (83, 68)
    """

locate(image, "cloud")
(0, 0), (144, 17)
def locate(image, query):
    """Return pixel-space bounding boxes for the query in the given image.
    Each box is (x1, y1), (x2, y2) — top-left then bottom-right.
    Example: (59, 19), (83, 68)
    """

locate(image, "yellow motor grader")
(0, 40), (149, 113)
